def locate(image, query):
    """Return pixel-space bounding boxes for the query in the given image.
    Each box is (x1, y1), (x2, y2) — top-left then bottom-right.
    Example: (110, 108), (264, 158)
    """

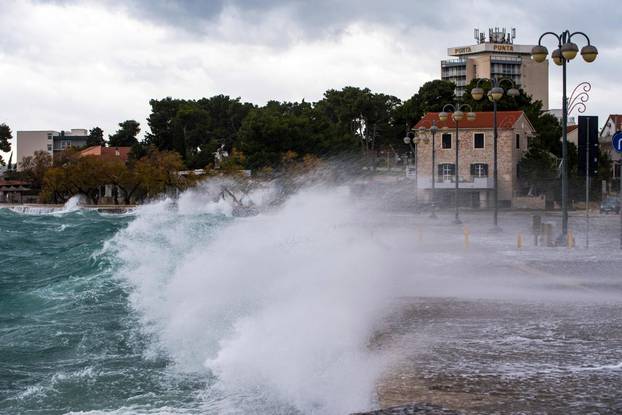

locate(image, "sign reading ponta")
(613, 131), (622, 153)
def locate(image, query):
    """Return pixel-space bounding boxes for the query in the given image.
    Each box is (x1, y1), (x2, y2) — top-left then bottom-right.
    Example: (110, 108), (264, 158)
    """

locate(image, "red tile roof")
(414, 111), (529, 130)
(79, 146), (131, 162)
(0, 179), (31, 187)
(567, 125), (579, 133)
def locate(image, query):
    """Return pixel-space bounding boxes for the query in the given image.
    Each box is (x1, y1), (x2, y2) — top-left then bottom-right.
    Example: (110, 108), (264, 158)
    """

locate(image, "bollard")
(464, 225), (470, 249)
(542, 223), (553, 247)
(517, 232), (523, 250)
(567, 229), (575, 249)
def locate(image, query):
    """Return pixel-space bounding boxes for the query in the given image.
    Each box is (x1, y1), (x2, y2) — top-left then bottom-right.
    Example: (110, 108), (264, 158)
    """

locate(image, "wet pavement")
(369, 210), (622, 414)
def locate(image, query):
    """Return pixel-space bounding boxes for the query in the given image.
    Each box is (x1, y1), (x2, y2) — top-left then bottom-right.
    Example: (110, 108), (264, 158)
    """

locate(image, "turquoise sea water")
(0, 209), (211, 414)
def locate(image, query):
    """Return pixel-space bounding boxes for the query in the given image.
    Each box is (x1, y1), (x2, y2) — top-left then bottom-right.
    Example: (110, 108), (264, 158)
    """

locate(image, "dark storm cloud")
(32, 0), (622, 51)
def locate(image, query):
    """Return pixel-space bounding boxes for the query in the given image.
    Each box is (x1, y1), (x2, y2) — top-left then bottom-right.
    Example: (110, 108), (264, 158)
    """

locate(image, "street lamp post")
(471, 78), (520, 232)
(418, 121), (440, 218)
(439, 105), (476, 224)
(531, 30), (598, 244)
(403, 128), (419, 207)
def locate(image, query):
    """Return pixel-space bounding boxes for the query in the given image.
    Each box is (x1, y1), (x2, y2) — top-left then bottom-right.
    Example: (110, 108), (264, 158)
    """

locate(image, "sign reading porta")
(613, 131), (622, 153)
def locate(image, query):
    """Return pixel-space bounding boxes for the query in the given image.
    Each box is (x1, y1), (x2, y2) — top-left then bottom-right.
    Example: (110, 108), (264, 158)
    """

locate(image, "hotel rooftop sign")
(448, 43), (534, 56)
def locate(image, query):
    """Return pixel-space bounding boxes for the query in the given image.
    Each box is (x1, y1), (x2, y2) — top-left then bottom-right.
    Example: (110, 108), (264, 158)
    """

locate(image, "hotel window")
(470, 163), (489, 177)
(442, 133), (452, 149)
(438, 163), (455, 181)
(474, 133), (485, 149)
(516, 133), (521, 149)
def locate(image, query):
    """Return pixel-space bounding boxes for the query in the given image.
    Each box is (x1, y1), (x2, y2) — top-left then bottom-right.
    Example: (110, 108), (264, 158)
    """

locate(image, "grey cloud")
(30, 0), (622, 51)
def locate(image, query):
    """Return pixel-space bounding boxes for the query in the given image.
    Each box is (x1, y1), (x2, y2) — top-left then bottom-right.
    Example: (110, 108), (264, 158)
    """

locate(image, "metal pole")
(414, 140), (418, 208)
(561, 55), (569, 243)
(493, 99), (500, 230)
(431, 129), (437, 219)
(454, 119), (461, 224)
(586, 117), (590, 249)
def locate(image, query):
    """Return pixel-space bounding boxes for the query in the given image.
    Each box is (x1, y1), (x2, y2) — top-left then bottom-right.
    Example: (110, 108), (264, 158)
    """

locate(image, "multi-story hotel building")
(16, 129), (88, 169)
(441, 28), (549, 109)
(413, 111), (536, 208)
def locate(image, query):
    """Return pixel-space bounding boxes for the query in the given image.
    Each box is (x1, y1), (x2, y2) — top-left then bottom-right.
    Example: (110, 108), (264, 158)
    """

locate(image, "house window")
(470, 163), (489, 177)
(438, 163), (455, 181)
(474, 133), (485, 149)
(516, 133), (520, 149)
(442, 133), (452, 149)
(47, 144), (52, 151)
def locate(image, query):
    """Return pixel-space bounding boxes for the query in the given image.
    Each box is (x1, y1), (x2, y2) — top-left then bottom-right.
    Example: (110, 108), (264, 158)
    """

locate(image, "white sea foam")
(9, 195), (85, 215)
(107, 181), (408, 414)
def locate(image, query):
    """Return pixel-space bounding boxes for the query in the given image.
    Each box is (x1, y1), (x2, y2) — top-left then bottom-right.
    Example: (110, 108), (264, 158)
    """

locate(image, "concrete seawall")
(0, 204), (137, 213)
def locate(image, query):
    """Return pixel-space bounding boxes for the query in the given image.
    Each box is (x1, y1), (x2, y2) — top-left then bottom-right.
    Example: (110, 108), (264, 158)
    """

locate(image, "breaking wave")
(104, 179), (405, 414)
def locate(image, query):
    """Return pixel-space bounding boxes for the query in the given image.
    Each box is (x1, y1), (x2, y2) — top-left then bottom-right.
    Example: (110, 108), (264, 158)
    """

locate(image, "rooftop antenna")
(474, 28), (479, 43)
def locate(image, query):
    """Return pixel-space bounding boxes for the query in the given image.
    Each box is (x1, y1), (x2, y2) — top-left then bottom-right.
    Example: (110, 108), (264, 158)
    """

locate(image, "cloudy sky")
(1, 0), (621, 158)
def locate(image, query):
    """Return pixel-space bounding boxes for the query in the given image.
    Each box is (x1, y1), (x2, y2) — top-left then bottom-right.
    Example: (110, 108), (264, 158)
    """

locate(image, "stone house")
(413, 111), (535, 208)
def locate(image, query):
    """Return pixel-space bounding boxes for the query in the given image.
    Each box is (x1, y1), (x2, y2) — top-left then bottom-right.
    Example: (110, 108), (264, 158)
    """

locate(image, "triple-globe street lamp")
(471, 78), (520, 232)
(403, 121), (440, 218)
(531, 30), (598, 244)
(439, 104), (476, 224)
(417, 121), (440, 218)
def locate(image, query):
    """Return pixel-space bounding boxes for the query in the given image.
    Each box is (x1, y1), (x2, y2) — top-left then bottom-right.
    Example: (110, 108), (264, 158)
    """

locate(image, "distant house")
(78, 146), (131, 163)
(16, 129), (89, 170)
(599, 114), (622, 181)
(413, 111), (536, 208)
(77, 146), (132, 204)
(0, 179), (33, 203)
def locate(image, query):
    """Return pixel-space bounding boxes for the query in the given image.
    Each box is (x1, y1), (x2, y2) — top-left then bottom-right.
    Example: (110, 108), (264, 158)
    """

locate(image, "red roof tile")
(414, 111), (528, 130)
(79, 146), (131, 162)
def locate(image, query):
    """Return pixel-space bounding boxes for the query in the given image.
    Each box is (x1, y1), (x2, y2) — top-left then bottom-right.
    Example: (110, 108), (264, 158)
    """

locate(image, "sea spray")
(107, 181), (404, 414)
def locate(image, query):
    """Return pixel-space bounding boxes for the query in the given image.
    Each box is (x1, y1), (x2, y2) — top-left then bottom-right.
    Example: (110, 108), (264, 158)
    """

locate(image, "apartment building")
(16, 129), (88, 169)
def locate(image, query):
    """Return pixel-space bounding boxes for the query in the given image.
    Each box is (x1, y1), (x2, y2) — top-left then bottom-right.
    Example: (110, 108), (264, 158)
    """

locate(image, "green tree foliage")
(0, 123), (12, 165)
(393, 80), (456, 127)
(518, 146), (559, 197)
(19, 150), (53, 189)
(87, 127), (105, 147)
(108, 120), (140, 147)
(145, 95), (254, 169)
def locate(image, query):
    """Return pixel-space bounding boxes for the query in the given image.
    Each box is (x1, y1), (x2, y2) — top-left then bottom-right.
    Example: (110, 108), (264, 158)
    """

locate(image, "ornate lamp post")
(531, 30), (598, 244)
(439, 105), (476, 224)
(471, 78), (520, 231)
(418, 121), (440, 218)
